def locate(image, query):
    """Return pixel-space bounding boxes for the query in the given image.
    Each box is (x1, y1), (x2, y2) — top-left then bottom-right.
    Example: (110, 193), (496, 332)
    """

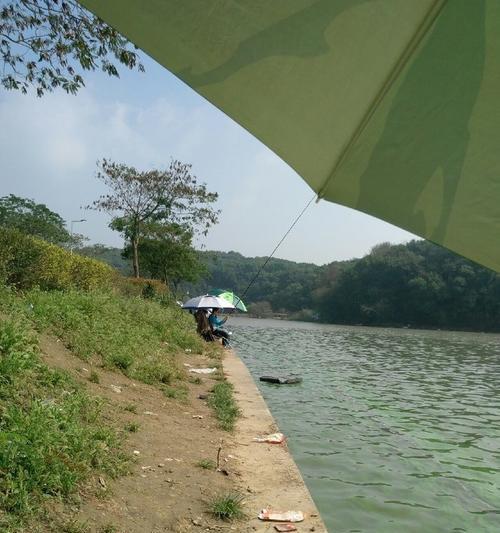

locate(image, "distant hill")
(77, 245), (132, 276)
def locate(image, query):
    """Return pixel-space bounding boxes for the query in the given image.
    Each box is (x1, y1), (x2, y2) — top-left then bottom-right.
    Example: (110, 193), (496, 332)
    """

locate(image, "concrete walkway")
(224, 349), (328, 532)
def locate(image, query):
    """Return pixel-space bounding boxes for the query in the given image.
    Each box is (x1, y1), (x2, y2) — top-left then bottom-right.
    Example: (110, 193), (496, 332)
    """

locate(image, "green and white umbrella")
(209, 289), (247, 313)
(80, 0), (500, 272)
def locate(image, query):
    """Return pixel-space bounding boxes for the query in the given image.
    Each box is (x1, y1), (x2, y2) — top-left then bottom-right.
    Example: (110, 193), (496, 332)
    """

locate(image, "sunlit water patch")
(230, 317), (500, 533)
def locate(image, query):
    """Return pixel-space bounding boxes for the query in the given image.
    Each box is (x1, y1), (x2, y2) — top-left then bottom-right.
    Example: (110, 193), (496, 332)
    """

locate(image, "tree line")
(182, 243), (500, 332)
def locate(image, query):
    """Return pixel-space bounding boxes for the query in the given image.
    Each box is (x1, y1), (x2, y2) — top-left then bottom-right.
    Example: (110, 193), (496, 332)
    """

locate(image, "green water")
(230, 317), (500, 533)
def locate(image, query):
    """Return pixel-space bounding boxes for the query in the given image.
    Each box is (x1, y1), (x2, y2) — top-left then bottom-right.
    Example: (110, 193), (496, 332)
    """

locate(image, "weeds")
(196, 458), (216, 470)
(163, 384), (188, 401)
(100, 524), (118, 533)
(89, 370), (100, 383)
(209, 493), (245, 521)
(208, 381), (240, 431)
(123, 403), (137, 413)
(59, 518), (90, 533)
(124, 422), (139, 433)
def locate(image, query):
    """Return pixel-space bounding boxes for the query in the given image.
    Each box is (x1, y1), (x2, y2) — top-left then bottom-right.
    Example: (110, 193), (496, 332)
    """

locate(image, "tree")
(0, 194), (74, 244)
(89, 159), (220, 278)
(124, 227), (206, 290)
(1, 0), (143, 96)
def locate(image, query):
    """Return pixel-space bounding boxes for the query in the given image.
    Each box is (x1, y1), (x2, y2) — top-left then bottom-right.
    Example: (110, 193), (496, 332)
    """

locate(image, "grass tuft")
(196, 458), (216, 470)
(163, 384), (188, 401)
(124, 422), (139, 433)
(209, 493), (245, 521)
(208, 381), (240, 431)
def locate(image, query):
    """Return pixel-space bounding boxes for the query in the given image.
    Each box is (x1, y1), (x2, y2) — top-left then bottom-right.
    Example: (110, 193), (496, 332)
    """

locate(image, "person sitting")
(194, 309), (215, 342)
(208, 308), (231, 347)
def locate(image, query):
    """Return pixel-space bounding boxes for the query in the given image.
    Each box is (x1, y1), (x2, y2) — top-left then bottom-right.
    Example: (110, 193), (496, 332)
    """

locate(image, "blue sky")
(0, 52), (416, 265)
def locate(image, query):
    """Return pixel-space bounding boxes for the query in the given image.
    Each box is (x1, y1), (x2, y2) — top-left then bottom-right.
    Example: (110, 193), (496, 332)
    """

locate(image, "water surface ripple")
(231, 318), (500, 533)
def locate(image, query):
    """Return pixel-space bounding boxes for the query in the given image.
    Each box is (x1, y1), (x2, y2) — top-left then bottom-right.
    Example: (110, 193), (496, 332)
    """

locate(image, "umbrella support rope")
(240, 192), (317, 301)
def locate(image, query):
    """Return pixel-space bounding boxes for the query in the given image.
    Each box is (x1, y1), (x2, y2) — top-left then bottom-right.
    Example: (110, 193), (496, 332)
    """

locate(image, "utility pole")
(70, 219), (86, 253)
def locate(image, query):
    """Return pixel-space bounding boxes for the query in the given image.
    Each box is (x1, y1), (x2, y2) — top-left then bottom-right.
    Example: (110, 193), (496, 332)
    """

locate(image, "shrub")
(0, 227), (115, 291)
(113, 276), (170, 299)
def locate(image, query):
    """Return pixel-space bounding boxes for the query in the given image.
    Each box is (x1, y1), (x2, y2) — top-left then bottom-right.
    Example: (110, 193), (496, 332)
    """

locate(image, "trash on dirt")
(258, 509), (305, 522)
(192, 414), (204, 419)
(133, 450), (140, 455)
(274, 525), (297, 532)
(253, 432), (286, 444)
(110, 384), (122, 393)
(189, 367), (217, 374)
(98, 476), (107, 489)
(183, 363), (192, 367)
(141, 465), (153, 471)
(184, 348), (192, 353)
(143, 411), (158, 416)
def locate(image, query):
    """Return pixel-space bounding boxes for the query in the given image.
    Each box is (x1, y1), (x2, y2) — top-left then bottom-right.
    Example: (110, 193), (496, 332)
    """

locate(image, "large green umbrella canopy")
(208, 288), (248, 312)
(80, 0), (500, 272)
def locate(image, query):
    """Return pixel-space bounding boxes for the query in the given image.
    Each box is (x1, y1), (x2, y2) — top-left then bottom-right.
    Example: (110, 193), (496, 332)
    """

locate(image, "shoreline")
(224, 349), (327, 532)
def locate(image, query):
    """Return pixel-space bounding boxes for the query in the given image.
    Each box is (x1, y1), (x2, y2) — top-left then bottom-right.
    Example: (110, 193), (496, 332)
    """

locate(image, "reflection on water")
(230, 317), (500, 533)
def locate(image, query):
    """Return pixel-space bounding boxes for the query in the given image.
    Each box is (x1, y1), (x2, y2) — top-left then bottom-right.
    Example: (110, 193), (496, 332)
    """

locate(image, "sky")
(0, 52), (417, 266)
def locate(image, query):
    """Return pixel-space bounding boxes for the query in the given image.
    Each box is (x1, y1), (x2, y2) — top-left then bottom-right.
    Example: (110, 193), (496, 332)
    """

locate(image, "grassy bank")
(0, 318), (128, 532)
(0, 287), (209, 391)
(0, 229), (240, 529)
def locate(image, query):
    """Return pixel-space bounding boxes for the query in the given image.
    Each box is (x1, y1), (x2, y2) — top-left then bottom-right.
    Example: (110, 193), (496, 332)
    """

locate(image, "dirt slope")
(38, 335), (236, 532)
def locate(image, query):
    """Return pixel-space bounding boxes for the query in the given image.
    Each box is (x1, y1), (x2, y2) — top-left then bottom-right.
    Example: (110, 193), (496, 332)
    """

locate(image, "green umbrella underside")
(209, 289), (248, 312)
(80, 0), (500, 272)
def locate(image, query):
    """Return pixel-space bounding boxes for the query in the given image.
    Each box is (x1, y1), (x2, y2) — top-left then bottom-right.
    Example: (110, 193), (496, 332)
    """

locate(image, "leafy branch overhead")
(0, 0), (144, 96)
(88, 159), (220, 278)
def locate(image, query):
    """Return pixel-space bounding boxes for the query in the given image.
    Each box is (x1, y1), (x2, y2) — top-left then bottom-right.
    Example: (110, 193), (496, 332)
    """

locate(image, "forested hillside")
(315, 240), (500, 331)
(182, 251), (326, 319)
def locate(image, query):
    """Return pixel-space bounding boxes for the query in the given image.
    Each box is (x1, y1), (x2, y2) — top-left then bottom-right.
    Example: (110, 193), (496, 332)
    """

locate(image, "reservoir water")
(230, 317), (500, 533)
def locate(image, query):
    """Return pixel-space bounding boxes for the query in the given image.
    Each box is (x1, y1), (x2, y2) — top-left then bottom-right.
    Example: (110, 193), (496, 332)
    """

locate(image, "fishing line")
(240, 192), (317, 301)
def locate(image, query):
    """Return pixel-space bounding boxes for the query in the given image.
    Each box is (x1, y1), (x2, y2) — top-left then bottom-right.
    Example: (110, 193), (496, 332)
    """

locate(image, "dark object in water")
(259, 375), (302, 385)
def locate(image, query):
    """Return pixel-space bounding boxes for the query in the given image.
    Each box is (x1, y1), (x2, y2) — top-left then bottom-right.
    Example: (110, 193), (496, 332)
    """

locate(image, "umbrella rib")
(316, 0), (448, 200)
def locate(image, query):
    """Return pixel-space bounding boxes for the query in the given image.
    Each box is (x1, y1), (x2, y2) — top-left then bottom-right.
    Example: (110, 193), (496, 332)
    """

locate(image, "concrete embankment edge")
(223, 349), (328, 533)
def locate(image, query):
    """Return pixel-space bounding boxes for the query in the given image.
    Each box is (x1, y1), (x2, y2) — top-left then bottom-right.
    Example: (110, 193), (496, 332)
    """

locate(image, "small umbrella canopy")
(209, 289), (248, 312)
(182, 294), (235, 311)
(80, 0), (500, 272)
